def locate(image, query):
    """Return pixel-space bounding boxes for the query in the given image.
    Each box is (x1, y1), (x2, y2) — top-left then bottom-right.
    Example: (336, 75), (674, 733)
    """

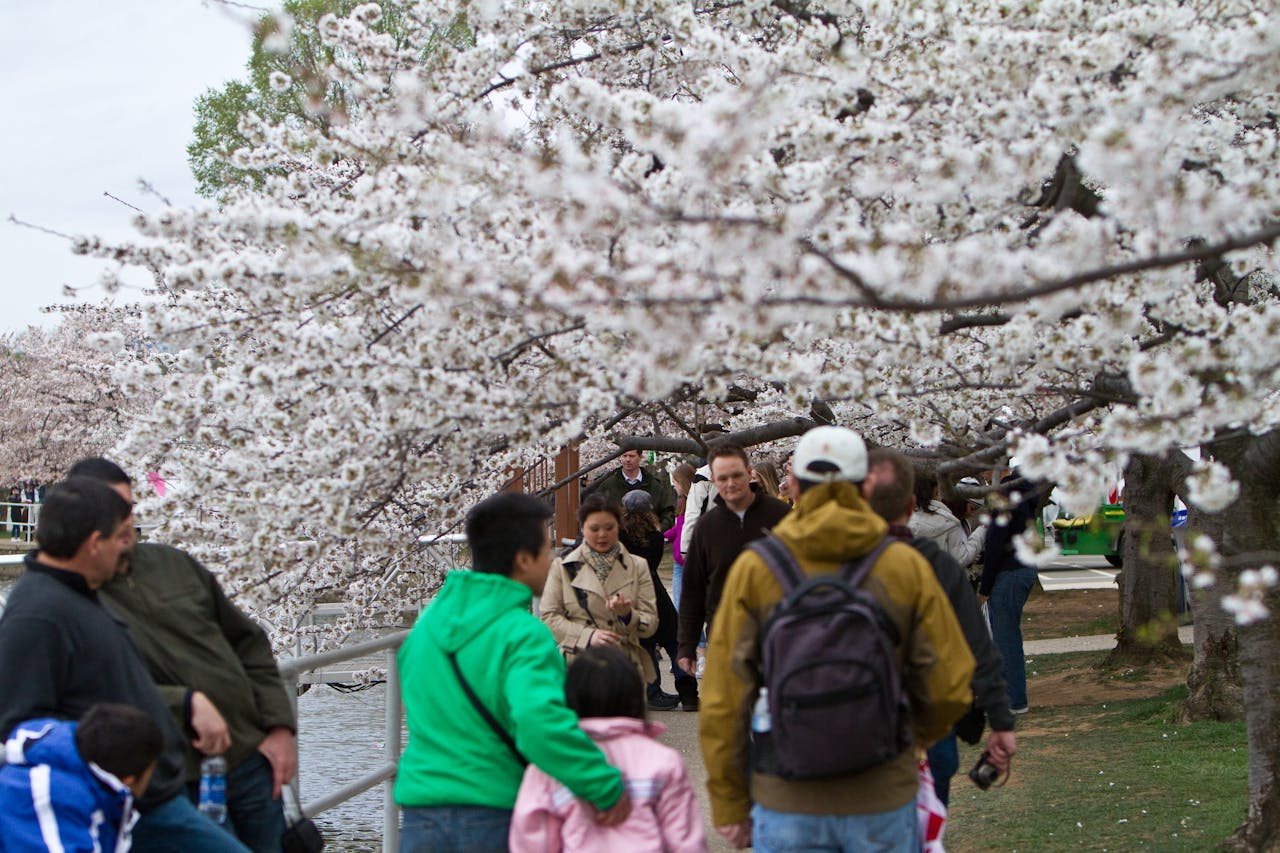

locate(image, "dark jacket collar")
(887, 523), (914, 541)
(23, 552), (95, 598)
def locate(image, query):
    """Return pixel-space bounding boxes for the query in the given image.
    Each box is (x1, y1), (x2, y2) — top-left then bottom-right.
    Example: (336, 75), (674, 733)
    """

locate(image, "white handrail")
(281, 632), (409, 853)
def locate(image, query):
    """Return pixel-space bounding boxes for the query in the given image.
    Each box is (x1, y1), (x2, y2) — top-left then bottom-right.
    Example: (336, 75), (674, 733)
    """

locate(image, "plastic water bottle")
(198, 754), (228, 824)
(751, 687), (772, 733)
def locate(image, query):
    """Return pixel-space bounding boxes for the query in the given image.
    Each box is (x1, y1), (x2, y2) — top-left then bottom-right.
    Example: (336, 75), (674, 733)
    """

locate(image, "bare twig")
(103, 192), (145, 214)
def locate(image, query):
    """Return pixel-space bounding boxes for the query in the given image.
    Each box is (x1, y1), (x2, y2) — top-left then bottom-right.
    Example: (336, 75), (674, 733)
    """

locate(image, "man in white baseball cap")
(700, 426), (974, 851)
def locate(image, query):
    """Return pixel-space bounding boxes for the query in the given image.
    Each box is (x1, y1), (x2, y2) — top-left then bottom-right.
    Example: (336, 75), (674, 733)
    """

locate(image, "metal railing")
(1, 502), (39, 542)
(279, 630), (410, 853)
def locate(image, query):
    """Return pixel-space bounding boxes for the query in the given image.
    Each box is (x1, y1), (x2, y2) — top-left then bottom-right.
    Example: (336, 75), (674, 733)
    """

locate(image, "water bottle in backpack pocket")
(749, 686), (779, 775)
(748, 533), (911, 780)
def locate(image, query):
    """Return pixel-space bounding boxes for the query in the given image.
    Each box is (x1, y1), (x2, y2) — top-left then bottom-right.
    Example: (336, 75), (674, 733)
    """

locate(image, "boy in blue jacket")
(0, 703), (162, 853)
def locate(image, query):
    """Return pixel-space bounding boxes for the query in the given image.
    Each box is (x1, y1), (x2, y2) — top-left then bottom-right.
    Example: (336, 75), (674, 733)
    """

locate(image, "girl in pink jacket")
(509, 646), (708, 853)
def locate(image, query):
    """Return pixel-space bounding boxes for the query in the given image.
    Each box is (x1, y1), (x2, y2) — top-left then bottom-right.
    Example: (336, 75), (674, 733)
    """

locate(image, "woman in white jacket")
(909, 473), (987, 567)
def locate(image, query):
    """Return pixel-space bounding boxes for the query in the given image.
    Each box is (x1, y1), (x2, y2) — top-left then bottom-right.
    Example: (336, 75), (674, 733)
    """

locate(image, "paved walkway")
(1026, 623), (1192, 654)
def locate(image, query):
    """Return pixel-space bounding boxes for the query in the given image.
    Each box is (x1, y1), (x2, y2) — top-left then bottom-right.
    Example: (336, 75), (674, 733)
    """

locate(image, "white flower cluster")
(1179, 534), (1222, 591)
(1184, 461), (1241, 514)
(1222, 566), (1278, 626)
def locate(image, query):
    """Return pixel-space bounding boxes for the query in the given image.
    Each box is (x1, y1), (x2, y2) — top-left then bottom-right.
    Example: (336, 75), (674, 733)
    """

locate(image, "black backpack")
(747, 532), (911, 780)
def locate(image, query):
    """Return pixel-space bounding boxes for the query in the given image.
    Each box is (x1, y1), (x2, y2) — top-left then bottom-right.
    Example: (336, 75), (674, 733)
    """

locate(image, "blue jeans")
(752, 799), (918, 853)
(988, 565), (1039, 710)
(926, 732), (959, 806)
(132, 793), (252, 853)
(672, 561), (684, 611)
(186, 751), (286, 853)
(399, 805), (511, 853)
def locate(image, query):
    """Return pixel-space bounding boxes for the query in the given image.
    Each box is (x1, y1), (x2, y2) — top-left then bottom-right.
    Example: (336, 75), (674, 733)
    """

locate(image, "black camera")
(968, 750), (1002, 790)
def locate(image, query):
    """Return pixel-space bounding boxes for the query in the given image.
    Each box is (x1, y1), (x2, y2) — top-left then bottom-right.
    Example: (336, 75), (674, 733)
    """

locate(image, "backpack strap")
(748, 532), (806, 593)
(446, 651), (528, 767)
(841, 536), (893, 587)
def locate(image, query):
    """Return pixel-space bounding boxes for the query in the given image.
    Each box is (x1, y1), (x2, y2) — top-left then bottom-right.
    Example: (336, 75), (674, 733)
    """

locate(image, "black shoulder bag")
(447, 651), (528, 766)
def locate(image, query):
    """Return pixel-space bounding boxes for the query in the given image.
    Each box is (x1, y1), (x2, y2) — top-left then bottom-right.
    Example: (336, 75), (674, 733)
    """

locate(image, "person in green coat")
(395, 492), (632, 853)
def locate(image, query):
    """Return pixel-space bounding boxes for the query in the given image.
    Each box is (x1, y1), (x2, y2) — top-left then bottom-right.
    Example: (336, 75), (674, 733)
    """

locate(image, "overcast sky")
(1, 1), (270, 334)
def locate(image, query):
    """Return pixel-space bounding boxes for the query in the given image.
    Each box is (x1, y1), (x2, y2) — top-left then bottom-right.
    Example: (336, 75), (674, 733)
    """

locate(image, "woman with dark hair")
(619, 491), (698, 712)
(541, 494), (659, 698)
(909, 471), (987, 568)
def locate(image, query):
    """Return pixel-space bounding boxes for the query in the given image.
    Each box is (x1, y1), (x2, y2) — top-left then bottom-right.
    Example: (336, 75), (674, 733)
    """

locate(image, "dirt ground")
(1019, 586), (1191, 713)
(1021, 585), (1119, 640)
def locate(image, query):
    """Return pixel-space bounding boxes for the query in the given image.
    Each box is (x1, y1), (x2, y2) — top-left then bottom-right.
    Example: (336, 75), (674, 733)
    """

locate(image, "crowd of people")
(0, 428), (1046, 852)
(395, 427), (1038, 853)
(4, 480), (46, 540)
(0, 460), (296, 852)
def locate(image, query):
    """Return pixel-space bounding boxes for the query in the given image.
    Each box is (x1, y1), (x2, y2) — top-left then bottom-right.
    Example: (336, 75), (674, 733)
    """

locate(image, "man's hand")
(985, 729), (1017, 774)
(190, 691), (232, 755)
(678, 656), (696, 676)
(717, 821), (752, 849)
(978, 594), (989, 605)
(588, 629), (622, 647)
(594, 791), (632, 826)
(256, 727), (298, 799)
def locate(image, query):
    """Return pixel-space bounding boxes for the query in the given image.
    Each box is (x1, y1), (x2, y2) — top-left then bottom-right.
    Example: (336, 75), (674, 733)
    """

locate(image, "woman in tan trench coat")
(541, 494), (659, 684)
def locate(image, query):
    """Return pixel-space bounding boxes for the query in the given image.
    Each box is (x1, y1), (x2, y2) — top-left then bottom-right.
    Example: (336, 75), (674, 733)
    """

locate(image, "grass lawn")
(945, 675), (1247, 851)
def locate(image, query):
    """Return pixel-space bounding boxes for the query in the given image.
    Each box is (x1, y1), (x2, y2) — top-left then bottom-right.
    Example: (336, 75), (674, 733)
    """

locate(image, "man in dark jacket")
(70, 458), (296, 853)
(0, 478), (248, 853)
(586, 449), (678, 529)
(676, 444), (790, 677)
(865, 448), (1017, 804)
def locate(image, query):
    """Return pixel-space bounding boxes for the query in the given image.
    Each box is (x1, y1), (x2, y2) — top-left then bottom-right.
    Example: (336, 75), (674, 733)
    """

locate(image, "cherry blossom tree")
(0, 307), (160, 486)
(79, 1), (1280, 841)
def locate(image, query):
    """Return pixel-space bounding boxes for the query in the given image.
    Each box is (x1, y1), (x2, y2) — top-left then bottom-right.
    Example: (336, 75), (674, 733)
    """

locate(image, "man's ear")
(78, 529), (106, 559)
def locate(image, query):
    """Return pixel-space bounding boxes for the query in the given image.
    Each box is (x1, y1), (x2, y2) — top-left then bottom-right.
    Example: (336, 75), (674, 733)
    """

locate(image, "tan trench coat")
(540, 542), (659, 683)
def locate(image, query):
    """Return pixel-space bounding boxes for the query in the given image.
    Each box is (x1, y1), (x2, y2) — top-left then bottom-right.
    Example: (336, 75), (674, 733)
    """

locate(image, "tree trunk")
(1221, 431), (1280, 851)
(1177, 430), (1280, 849)
(1106, 453), (1186, 665)
(1180, 438), (1244, 722)
(1227, 604), (1280, 852)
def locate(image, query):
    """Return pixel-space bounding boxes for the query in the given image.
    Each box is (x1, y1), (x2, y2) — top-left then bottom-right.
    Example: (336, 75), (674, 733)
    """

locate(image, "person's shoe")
(1011, 705), (1030, 715)
(647, 692), (681, 711)
(681, 698), (700, 712)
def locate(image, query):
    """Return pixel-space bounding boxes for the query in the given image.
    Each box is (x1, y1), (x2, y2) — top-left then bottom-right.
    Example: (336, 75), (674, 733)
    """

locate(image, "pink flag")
(146, 471), (167, 498)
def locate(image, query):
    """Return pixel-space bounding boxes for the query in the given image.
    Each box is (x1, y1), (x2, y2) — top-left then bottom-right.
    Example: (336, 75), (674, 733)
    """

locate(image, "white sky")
(1, 1), (271, 333)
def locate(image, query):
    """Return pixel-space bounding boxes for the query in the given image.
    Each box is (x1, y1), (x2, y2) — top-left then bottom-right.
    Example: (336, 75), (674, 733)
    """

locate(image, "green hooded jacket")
(394, 570), (624, 811)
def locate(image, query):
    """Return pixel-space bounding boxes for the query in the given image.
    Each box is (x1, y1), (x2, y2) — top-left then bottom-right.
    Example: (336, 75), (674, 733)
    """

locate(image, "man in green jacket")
(396, 492), (630, 852)
(586, 449), (678, 529)
(70, 458), (296, 853)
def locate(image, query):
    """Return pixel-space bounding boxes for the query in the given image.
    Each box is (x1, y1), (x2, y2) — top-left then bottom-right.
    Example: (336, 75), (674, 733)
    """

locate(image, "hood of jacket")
(909, 500), (962, 540)
(423, 569), (534, 654)
(578, 716), (667, 741)
(4, 718), (131, 819)
(772, 481), (888, 561)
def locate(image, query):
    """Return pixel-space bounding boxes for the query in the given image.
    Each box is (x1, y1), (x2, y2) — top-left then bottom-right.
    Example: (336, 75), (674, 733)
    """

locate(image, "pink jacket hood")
(510, 716), (708, 852)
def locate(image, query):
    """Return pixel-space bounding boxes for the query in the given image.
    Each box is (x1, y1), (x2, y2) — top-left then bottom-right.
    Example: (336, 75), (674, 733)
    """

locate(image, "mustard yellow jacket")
(699, 481), (975, 825)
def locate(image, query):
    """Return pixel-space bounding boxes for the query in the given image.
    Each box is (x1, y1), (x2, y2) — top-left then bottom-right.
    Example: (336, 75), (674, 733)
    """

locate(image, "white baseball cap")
(792, 426), (868, 483)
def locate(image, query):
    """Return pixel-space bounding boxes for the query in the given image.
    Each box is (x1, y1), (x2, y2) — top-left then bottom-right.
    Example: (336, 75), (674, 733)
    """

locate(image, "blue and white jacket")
(0, 718), (138, 853)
